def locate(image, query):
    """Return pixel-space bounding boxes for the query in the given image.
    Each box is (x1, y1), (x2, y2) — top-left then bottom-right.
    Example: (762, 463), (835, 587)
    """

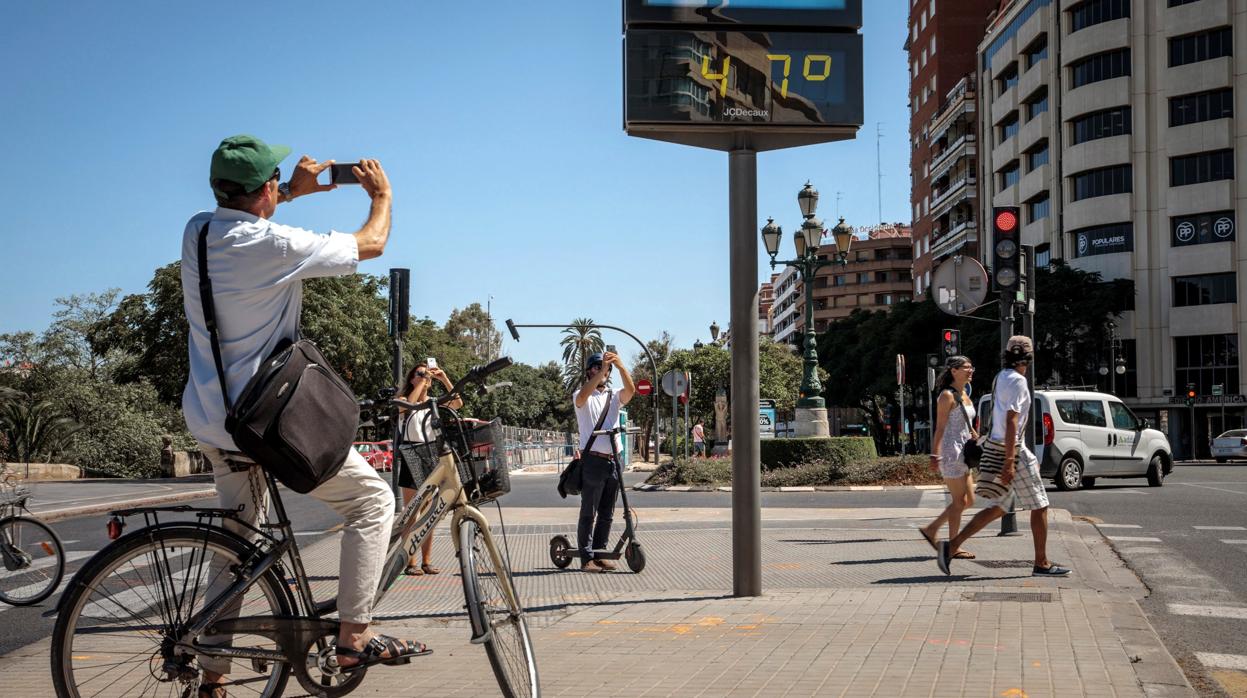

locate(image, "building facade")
(797, 225), (915, 332)
(758, 277), (775, 335)
(977, 0), (1247, 457)
(771, 266), (801, 344)
(908, 0), (1001, 299)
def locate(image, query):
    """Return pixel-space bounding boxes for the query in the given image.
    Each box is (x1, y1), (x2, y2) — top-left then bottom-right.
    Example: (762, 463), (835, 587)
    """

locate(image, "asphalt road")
(6, 462), (1244, 694)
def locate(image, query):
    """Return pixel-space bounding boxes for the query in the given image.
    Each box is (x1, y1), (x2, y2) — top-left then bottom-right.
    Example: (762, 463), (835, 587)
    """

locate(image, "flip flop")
(919, 529), (938, 552)
(952, 550), (976, 560)
(405, 565), (425, 576)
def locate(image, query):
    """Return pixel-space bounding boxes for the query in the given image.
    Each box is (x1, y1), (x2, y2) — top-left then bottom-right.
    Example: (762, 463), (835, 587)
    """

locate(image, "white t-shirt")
(403, 408), (432, 444)
(573, 387), (622, 454)
(181, 207), (359, 449)
(989, 368), (1030, 442)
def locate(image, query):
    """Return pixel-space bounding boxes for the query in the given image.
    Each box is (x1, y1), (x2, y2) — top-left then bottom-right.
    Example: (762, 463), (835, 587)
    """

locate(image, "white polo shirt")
(180, 207), (359, 450)
(573, 387), (622, 455)
(989, 368), (1030, 443)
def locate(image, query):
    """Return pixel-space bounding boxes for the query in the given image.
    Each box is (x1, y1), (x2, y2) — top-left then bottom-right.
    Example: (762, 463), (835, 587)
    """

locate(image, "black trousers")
(577, 453), (618, 563)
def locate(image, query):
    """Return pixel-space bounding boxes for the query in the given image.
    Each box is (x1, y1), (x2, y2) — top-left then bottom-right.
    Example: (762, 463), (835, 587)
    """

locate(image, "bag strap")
(197, 221), (233, 414)
(582, 389), (613, 455)
(953, 387), (978, 438)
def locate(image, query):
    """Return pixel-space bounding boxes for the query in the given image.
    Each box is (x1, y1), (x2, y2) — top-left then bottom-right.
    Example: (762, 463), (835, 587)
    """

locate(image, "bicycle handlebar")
(385, 356), (515, 413)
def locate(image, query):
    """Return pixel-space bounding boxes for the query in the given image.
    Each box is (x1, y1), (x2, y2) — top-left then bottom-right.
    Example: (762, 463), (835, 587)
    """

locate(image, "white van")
(976, 388), (1173, 491)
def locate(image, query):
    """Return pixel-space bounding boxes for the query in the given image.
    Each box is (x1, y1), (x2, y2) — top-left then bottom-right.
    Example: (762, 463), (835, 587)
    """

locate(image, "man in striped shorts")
(937, 335), (1071, 577)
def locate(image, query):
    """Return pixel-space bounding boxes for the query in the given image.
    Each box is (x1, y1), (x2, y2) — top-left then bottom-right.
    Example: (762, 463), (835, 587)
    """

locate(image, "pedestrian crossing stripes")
(1106, 535), (1162, 542)
(1168, 603), (1247, 621)
(1196, 652), (1247, 671)
(1221, 539), (1247, 545)
(1192, 526), (1247, 531)
(1095, 523), (1142, 529)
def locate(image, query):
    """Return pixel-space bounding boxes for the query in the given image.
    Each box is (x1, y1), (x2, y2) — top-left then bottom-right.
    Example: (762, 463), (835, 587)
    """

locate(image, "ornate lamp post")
(761, 182), (853, 437)
(1098, 321), (1126, 395)
(709, 321), (721, 344)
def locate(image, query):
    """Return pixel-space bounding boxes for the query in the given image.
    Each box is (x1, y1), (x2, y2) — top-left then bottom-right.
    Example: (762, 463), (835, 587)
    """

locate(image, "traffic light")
(927, 353), (940, 369)
(941, 329), (960, 360)
(1185, 383), (1197, 407)
(992, 206), (1021, 292)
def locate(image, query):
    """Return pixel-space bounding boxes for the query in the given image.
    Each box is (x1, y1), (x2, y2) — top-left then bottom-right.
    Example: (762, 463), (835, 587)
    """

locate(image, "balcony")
(930, 174), (978, 218)
(930, 134), (977, 182)
(928, 75), (977, 141)
(931, 220), (977, 260)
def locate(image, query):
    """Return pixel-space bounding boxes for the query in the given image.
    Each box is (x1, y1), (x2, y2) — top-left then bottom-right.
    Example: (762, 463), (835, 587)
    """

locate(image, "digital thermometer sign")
(625, 0), (860, 29)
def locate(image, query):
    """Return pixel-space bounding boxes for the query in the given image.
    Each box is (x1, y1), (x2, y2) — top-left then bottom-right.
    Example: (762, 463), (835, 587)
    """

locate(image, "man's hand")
(285, 155), (337, 201)
(604, 351), (622, 367)
(354, 159), (392, 200)
(1000, 460), (1016, 486)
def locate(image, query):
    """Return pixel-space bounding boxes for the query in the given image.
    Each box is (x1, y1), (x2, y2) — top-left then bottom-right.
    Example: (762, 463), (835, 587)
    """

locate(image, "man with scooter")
(572, 351), (636, 572)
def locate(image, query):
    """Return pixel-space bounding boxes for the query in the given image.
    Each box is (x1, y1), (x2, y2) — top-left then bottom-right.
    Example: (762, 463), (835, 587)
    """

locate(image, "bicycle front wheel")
(458, 518), (539, 698)
(0, 514), (64, 606)
(51, 525), (292, 698)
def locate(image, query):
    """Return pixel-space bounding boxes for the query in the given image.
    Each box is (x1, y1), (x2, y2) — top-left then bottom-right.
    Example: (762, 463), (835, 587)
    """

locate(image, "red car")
(353, 441), (393, 472)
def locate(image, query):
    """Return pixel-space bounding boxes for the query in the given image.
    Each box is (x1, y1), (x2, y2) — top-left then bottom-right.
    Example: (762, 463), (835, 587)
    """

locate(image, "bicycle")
(51, 357), (539, 698)
(0, 468), (66, 606)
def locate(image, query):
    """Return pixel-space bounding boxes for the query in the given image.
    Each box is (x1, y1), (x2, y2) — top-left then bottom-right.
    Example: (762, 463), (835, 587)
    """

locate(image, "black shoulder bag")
(558, 389), (612, 499)
(197, 223), (359, 493)
(952, 387), (983, 467)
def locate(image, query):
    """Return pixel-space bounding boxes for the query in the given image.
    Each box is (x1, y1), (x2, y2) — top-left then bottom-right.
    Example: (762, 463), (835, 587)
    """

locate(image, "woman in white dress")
(398, 362), (463, 575)
(920, 356), (978, 559)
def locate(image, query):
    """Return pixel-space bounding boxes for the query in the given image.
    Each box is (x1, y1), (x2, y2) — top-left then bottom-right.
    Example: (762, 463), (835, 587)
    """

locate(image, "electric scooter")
(549, 425), (645, 573)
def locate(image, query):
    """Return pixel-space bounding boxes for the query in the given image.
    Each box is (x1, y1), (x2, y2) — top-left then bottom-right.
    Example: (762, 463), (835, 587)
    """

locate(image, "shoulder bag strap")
(197, 222), (233, 414)
(583, 389), (613, 455)
(953, 387), (978, 438)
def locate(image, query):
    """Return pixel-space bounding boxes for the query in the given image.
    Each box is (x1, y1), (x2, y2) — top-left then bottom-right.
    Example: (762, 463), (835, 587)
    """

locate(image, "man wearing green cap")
(182, 135), (425, 696)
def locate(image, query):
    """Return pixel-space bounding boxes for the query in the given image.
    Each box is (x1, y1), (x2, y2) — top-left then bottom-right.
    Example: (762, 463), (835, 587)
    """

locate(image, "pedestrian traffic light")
(941, 329), (960, 360)
(1185, 383), (1197, 407)
(927, 353), (940, 369)
(991, 207), (1021, 292)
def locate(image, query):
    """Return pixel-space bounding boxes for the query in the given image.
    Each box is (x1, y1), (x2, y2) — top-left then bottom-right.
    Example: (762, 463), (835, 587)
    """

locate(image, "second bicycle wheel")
(458, 518), (539, 698)
(0, 514), (64, 606)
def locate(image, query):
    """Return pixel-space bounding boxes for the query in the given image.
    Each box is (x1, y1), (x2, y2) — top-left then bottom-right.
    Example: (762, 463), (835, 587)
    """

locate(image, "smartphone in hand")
(426, 357), (438, 369)
(329, 162), (361, 185)
(605, 344), (617, 355)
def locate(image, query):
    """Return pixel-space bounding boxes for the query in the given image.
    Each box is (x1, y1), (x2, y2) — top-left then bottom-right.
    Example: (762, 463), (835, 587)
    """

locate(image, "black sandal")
(198, 682), (227, 698)
(334, 634), (431, 672)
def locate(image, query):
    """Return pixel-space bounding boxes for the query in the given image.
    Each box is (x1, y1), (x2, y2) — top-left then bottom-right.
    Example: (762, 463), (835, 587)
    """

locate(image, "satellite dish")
(931, 256), (989, 316)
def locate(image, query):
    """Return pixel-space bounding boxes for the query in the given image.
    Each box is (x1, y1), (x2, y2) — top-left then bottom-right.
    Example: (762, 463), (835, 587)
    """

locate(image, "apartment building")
(771, 266), (801, 344)
(758, 277), (776, 335)
(797, 225), (915, 332)
(978, 0), (1246, 457)
(908, 0), (1000, 299)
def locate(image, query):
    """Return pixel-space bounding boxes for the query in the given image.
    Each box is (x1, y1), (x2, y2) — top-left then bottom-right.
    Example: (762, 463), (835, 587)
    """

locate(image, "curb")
(34, 488), (217, 524)
(633, 483), (946, 493)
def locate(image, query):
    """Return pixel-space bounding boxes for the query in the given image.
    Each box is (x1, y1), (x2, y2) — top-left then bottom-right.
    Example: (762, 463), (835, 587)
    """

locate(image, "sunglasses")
(270, 167), (281, 182)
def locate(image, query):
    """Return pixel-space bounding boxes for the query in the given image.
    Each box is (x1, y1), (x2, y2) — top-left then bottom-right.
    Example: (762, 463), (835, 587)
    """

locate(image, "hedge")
(759, 437), (877, 470)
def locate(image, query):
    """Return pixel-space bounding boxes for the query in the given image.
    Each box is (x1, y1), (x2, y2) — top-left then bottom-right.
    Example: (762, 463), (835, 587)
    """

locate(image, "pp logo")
(1175, 221), (1196, 243)
(1214, 216), (1234, 239)
(1077, 233), (1088, 256)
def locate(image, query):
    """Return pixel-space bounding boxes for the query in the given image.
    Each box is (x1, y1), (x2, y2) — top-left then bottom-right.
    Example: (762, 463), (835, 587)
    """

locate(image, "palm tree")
(559, 319), (604, 391)
(0, 387), (82, 464)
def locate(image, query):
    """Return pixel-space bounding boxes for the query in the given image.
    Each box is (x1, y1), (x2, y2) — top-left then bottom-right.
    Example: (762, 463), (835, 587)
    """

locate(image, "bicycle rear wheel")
(0, 515), (64, 605)
(51, 525), (292, 698)
(458, 518), (539, 698)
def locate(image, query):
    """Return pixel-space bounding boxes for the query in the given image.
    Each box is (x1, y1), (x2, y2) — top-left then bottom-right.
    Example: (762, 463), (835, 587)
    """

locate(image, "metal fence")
(500, 425), (575, 471)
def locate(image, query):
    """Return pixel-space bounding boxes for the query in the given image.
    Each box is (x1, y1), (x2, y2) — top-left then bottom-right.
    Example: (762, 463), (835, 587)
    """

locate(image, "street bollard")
(998, 503), (1022, 536)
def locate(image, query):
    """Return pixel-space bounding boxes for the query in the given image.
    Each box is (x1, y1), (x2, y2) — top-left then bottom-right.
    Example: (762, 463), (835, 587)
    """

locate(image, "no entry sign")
(636, 379), (654, 396)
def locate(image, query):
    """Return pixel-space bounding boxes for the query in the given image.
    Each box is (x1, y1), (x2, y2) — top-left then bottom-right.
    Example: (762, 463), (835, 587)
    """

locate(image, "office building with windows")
(797, 225), (915, 331)
(977, 0), (1245, 457)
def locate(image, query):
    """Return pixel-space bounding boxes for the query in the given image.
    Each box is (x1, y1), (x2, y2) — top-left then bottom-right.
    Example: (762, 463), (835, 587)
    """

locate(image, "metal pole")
(899, 380), (906, 455)
(684, 372), (692, 461)
(729, 149), (761, 597)
(388, 268), (410, 505)
(998, 286), (1020, 536)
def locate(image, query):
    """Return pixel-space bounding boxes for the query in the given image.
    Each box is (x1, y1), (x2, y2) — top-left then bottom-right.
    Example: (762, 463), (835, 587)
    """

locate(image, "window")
(1055, 400), (1079, 424)
(1027, 193), (1051, 223)
(1078, 400), (1107, 427)
(1027, 141), (1050, 170)
(930, 35), (936, 55)
(1109, 402), (1137, 430)
(1070, 106), (1131, 145)
(1170, 27), (1232, 67)
(1172, 210), (1236, 247)
(858, 272), (870, 284)
(1070, 48), (1130, 89)
(1025, 89), (1049, 120)
(875, 271), (889, 283)
(1170, 149), (1234, 187)
(998, 113), (1020, 144)
(1071, 165), (1132, 200)
(876, 294), (894, 305)
(1025, 36), (1048, 70)
(1175, 334), (1239, 398)
(997, 63), (1019, 95)
(985, 0), (1052, 68)
(1072, 222), (1133, 257)
(1173, 273), (1237, 307)
(1000, 161), (1021, 190)
(1170, 88), (1233, 126)
(1035, 243), (1052, 268)
(1069, 0), (1130, 33)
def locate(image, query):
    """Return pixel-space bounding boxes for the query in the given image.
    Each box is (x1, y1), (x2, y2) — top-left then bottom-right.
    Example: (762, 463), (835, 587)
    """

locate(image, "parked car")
(976, 388), (1172, 491)
(353, 441), (393, 472)
(1210, 429), (1247, 462)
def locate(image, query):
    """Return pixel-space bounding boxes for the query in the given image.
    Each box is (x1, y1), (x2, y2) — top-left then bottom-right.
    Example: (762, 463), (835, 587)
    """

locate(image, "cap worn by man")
(1006, 335), (1034, 354)
(210, 134), (291, 197)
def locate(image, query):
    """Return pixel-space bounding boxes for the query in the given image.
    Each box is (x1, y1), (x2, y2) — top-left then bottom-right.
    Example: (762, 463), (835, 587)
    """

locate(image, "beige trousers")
(198, 446), (395, 672)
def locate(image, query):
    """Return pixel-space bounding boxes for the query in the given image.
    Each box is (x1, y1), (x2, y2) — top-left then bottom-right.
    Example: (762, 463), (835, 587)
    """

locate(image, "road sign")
(927, 367), (936, 393)
(636, 379), (654, 396)
(932, 255), (989, 316)
(661, 370), (688, 397)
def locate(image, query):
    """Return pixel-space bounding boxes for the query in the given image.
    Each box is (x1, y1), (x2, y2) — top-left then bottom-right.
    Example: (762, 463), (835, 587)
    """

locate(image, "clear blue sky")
(0, 1), (910, 369)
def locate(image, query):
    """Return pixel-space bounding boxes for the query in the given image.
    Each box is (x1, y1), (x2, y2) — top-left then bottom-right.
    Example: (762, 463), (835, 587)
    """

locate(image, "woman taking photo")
(398, 361), (462, 575)
(920, 356), (978, 560)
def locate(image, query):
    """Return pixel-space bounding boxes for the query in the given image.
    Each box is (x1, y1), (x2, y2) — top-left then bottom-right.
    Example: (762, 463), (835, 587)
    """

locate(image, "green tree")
(559, 319), (603, 391)
(444, 303), (502, 363)
(627, 333), (673, 461)
(91, 263), (188, 403)
(462, 361), (574, 431)
(0, 387), (82, 464)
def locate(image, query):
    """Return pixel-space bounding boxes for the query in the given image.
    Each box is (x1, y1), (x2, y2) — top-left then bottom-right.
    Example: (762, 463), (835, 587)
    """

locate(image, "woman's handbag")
(952, 387), (983, 468)
(197, 224), (358, 494)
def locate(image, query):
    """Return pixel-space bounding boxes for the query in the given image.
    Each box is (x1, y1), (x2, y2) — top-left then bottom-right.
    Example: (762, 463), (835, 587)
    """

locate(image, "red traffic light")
(943, 330), (953, 341)
(995, 209), (1018, 232)
(1188, 390), (1196, 398)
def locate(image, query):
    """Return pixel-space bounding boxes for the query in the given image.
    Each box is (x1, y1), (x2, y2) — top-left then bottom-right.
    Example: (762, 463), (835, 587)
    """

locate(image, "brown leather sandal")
(334, 634), (431, 672)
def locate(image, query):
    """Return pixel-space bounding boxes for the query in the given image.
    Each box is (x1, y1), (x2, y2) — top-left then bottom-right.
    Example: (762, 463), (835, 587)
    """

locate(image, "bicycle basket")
(441, 417), (510, 504)
(396, 440), (440, 491)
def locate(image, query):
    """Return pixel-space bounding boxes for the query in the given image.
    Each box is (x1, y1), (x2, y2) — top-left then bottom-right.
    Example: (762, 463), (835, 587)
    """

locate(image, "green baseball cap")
(209, 134), (291, 196)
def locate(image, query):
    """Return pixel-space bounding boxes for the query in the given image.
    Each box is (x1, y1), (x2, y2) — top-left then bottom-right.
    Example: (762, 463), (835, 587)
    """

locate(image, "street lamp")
(709, 321), (721, 344)
(762, 182), (853, 411)
(693, 339), (704, 351)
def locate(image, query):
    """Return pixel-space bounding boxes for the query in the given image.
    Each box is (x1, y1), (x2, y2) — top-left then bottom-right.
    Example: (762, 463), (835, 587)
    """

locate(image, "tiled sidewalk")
(3, 507), (1194, 697)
